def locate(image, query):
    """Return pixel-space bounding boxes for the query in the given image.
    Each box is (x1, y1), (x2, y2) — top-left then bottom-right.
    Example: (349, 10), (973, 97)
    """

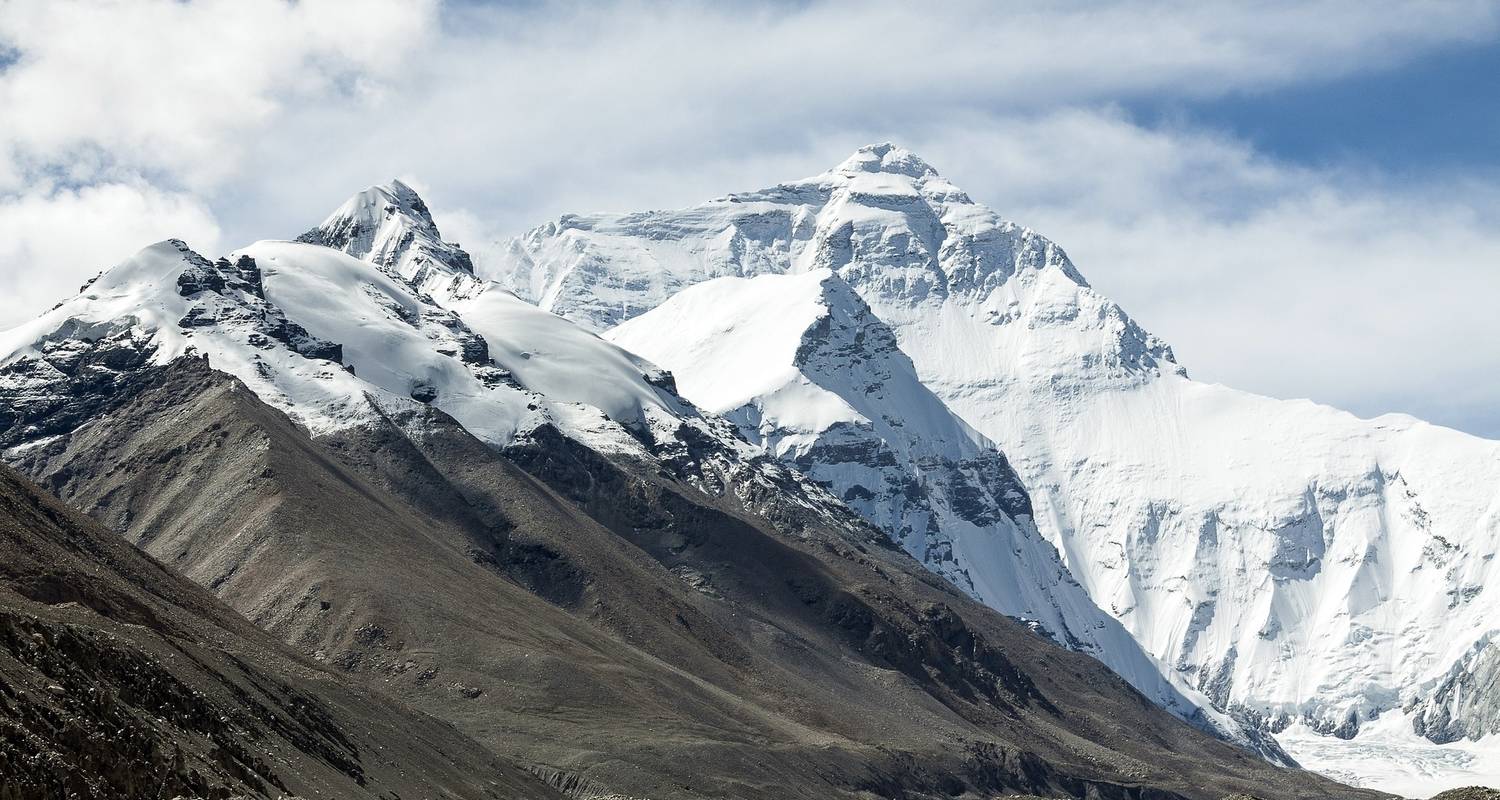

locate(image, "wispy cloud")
(1, 0), (1496, 434)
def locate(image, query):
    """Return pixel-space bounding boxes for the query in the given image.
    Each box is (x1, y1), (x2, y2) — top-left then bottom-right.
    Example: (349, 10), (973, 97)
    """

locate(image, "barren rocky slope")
(0, 460), (560, 799)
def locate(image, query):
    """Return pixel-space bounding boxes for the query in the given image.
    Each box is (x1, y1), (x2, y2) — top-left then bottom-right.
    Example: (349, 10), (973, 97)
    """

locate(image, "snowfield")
(1278, 712), (1500, 797)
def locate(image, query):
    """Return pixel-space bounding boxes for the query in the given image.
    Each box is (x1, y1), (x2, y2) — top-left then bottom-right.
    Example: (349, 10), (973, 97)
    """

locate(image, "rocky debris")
(411, 306), (515, 389)
(409, 381), (439, 403)
(0, 610), (300, 799)
(1429, 789), (1500, 800)
(527, 765), (647, 800)
(423, 307), (491, 365)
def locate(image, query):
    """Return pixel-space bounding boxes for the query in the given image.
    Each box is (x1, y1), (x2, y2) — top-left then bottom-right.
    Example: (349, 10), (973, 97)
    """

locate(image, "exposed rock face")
(0, 326), (156, 450)
(1409, 637), (1500, 744)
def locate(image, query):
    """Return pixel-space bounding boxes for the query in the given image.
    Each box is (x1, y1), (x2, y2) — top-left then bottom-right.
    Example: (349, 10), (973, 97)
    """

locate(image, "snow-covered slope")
(1, 238), (601, 451)
(294, 180), (705, 446)
(0, 220), (855, 540)
(499, 143), (1500, 787)
(607, 267), (1241, 738)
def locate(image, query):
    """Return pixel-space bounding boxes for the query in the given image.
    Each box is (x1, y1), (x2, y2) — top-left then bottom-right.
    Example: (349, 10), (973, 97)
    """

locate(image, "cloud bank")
(1, 0), (1497, 435)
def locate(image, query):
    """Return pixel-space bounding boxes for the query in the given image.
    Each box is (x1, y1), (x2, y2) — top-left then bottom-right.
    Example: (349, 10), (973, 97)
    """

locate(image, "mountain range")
(0, 143), (1492, 798)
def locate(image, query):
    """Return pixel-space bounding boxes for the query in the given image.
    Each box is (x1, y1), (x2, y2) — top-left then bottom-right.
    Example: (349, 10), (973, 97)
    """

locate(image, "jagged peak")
(318, 178), (439, 234)
(830, 142), (938, 179)
(299, 178), (476, 280)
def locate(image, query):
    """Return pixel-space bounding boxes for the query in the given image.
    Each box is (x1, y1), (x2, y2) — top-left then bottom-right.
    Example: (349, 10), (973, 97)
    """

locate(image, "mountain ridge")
(606, 266), (1252, 748)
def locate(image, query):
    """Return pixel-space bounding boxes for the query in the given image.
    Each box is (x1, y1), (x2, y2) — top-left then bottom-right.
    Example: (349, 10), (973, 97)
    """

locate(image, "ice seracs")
(499, 142), (1500, 787)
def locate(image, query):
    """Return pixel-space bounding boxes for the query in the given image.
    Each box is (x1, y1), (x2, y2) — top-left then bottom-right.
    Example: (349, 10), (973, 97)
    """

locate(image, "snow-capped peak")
(495, 146), (1500, 787)
(829, 142), (938, 179)
(298, 179), (478, 299)
(497, 144), (1179, 391)
(326, 178), (444, 239)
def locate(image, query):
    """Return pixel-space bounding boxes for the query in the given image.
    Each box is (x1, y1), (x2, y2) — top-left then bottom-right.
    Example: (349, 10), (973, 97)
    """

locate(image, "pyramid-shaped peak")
(298, 178), (476, 280)
(383, 178), (430, 213)
(832, 143), (938, 179)
(325, 178), (439, 233)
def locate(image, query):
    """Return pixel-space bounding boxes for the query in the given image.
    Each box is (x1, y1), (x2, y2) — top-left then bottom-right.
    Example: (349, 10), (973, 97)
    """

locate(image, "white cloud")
(0, 183), (222, 327)
(0, 0), (435, 326)
(120, 0), (1498, 246)
(0, 0), (1496, 434)
(0, 0), (436, 191)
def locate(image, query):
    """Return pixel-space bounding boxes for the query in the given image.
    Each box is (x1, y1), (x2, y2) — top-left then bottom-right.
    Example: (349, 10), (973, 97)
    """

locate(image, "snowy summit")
(504, 143), (1500, 792)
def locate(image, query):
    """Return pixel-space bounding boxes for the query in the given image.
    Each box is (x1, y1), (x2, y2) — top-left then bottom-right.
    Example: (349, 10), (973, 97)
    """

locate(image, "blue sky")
(1160, 37), (1500, 177)
(0, 0), (1497, 436)
(1110, 34), (1500, 436)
